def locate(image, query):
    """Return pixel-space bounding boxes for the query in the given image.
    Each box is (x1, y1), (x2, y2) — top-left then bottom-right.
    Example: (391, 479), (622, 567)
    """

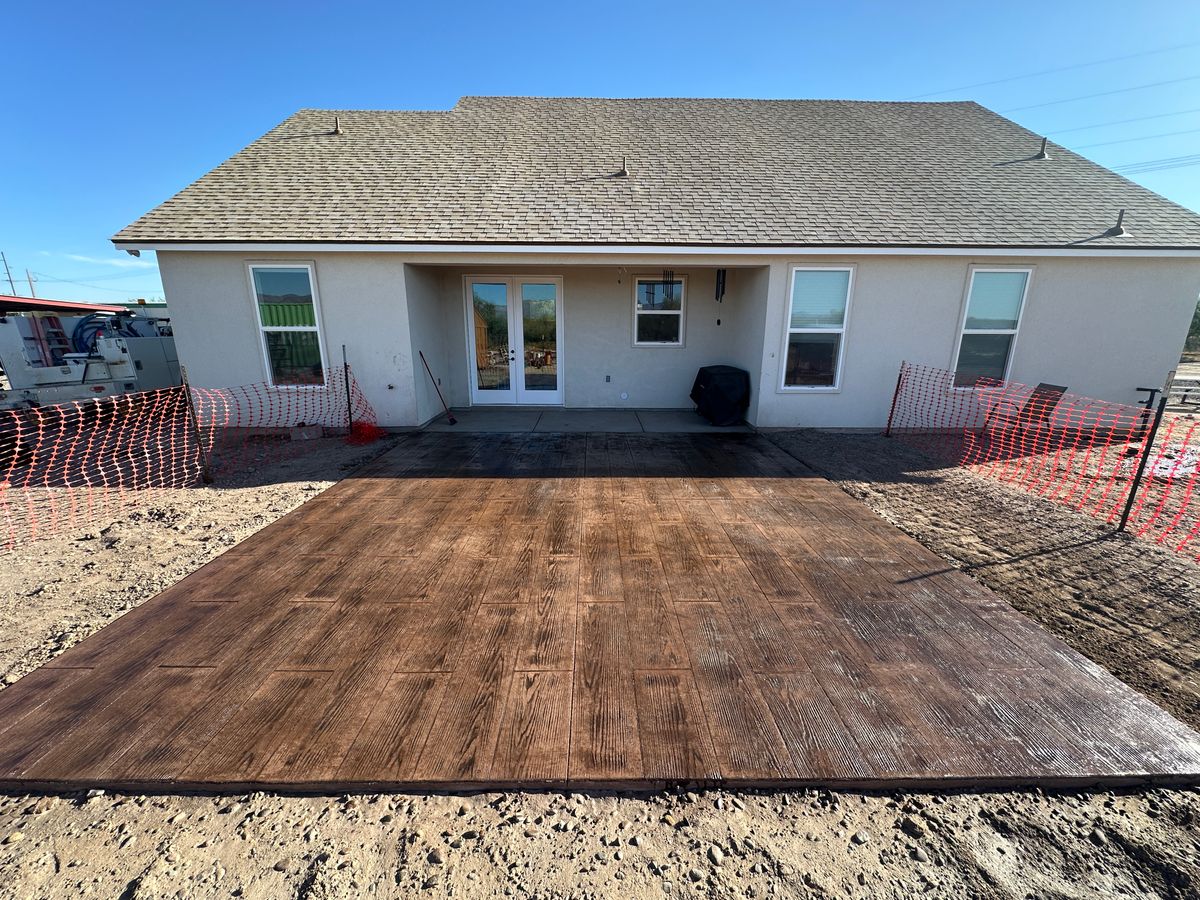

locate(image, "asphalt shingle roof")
(113, 97), (1200, 248)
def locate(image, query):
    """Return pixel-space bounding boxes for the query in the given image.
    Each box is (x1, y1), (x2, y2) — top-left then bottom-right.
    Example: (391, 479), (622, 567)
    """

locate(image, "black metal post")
(1131, 386), (1162, 446)
(1118, 396), (1167, 532)
(342, 344), (354, 435)
(180, 365), (213, 484)
(884, 362), (906, 437)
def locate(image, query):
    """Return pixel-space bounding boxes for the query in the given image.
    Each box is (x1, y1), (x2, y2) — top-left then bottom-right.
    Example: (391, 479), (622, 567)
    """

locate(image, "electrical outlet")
(605, 375), (611, 382)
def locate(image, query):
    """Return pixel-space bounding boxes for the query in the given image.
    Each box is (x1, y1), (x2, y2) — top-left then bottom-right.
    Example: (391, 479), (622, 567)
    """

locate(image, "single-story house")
(112, 97), (1200, 428)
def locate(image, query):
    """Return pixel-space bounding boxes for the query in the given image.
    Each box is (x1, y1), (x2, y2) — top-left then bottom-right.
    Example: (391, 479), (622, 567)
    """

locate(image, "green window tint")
(264, 331), (324, 385)
(964, 271), (1027, 330)
(251, 265), (325, 386)
(253, 267), (316, 327)
(789, 269), (850, 329)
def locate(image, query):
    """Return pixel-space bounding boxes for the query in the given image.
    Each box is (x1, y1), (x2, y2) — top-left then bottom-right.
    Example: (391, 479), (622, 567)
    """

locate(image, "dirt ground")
(1, 431), (1199, 899)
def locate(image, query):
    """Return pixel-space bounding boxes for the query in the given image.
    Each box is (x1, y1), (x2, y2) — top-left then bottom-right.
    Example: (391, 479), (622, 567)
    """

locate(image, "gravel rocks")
(900, 816), (925, 838)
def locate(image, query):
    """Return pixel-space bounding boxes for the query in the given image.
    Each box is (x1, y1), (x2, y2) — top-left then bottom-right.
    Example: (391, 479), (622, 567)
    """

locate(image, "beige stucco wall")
(155, 250), (1200, 429)
(751, 255), (1200, 428)
(403, 264), (451, 425)
(156, 251), (417, 425)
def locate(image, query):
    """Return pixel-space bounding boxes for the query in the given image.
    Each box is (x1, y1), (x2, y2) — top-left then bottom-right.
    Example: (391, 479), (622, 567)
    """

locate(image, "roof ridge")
(452, 95), (979, 106)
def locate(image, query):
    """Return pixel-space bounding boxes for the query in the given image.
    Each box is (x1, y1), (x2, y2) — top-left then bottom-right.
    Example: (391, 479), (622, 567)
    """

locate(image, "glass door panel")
(470, 281), (515, 400)
(466, 276), (562, 405)
(520, 282), (558, 400)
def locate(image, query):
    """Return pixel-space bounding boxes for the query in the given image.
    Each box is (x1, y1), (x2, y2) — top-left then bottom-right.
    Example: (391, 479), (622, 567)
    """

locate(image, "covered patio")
(403, 263), (772, 426)
(0, 432), (1197, 792)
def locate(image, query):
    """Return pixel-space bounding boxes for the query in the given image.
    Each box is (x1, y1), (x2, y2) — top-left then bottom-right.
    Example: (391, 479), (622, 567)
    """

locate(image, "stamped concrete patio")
(0, 432), (1198, 792)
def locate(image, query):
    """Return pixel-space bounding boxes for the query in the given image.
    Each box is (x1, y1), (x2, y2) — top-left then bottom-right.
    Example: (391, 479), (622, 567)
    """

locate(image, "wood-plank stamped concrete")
(1, 433), (1198, 792)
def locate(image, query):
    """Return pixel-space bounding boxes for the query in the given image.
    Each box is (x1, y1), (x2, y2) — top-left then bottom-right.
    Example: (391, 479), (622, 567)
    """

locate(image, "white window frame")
(246, 262), (329, 389)
(461, 274), (567, 406)
(632, 275), (687, 348)
(951, 266), (1033, 389)
(778, 265), (855, 393)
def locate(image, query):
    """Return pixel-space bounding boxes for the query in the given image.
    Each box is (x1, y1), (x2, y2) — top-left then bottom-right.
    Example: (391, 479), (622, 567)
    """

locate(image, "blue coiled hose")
(71, 314), (140, 353)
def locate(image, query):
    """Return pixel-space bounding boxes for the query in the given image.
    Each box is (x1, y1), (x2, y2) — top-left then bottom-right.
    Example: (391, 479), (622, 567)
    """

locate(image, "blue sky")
(4, 0), (1199, 303)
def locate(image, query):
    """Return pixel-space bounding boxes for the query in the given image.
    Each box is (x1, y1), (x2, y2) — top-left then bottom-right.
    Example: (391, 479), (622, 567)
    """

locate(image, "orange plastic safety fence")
(0, 367), (383, 552)
(886, 361), (1200, 561)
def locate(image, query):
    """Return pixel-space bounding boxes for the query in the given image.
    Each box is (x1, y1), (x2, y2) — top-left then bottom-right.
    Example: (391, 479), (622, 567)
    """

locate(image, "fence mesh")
(0, 367), (384, 551)
(886, 361), (1200, 560)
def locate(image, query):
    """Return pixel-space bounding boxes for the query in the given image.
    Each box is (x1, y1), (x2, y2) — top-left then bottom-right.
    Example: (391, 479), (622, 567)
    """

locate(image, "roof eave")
(110, 238), (1200, 258)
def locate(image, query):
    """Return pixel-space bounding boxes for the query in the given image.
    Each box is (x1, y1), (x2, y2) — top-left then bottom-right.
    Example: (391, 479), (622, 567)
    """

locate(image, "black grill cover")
(690, 365), (750, 426)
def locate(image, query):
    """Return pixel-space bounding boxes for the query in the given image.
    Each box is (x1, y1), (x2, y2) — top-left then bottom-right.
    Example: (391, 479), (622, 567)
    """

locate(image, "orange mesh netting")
(886, 361), (1200, 560)
(0, 367), (383, 551)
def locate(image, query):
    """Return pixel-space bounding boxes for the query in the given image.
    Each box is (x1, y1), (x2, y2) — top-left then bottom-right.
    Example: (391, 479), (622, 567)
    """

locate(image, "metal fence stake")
(1118, 395), (1167, 532)
(884, 362), (906, 437)
(342, 344), (354, 435)
(180, 366), (213, 484)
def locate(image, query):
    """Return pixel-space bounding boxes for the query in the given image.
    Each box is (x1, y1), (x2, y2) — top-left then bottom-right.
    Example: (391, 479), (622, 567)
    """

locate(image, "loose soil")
(1, 431), (1198, 899)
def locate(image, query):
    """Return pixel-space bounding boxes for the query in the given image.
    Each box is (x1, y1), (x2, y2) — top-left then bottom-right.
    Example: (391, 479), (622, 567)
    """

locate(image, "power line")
(1072, 126), (1200, 149)
(903, 41), (1200, 100)
(32, 272), (163, 295)
(1000, 75), (1200, 113)
(35, 269), (160, 283)
(1049, 107), (1200, 134)
(1114, 152), (1200, 174)
(1123, 160), (1200, 174)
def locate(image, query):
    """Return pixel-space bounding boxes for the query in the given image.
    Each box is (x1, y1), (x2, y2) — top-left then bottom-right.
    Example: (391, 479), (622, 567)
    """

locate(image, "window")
(249, 264), (326, 386)
(782, 267), (853, 389)
(634, 277), (685, 346)
(953, 269), (1030, 387)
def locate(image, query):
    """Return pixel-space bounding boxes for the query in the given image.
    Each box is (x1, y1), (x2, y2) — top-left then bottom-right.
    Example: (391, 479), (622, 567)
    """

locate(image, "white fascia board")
(115, 242), (1200, 258)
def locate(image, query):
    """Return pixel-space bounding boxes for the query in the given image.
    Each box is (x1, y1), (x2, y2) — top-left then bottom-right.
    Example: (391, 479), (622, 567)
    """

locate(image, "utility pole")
(0, 252), (15, 295)
(25, 269), (37, 297)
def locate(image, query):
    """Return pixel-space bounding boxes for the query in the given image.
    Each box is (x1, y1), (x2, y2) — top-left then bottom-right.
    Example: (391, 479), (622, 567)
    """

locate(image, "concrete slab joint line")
(422, 408), (755, 434)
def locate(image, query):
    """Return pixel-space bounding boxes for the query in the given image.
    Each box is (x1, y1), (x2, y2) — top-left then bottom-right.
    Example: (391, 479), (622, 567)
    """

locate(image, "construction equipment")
(0, 310), (180, 409)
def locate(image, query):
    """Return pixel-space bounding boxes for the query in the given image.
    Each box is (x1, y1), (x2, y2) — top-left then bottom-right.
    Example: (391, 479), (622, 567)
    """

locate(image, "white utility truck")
(0, 299), (180, 410)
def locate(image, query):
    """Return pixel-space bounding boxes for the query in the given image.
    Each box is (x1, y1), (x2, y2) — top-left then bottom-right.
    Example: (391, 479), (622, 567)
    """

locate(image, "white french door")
(465, 276), (564, 405)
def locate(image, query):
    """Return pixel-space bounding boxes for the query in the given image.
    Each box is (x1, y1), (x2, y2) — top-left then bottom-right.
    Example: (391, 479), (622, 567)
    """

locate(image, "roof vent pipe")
(1108, 208), (1127, 237)
(1034, 137), (1049, 160)
(333, 115), (343, 136)
(616, 155), (628, 177)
